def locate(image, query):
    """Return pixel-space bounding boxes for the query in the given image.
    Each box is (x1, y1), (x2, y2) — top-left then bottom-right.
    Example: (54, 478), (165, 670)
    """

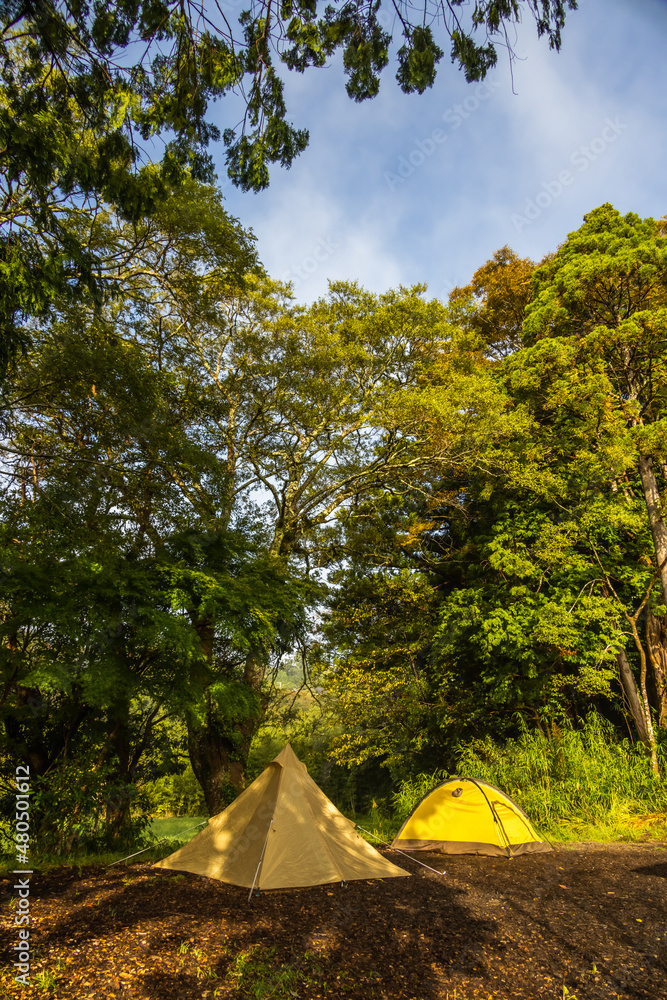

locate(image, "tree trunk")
(104, 709), (133, 844)
(636, 451), (667, 734)
(618, 634), (659, 775)
(645, 611), (667, 727)
(187, 703), (248, 816)
(617, 649), (650, 745)
(186, 619), (264, 815)
(638, 453), (667, 605)
(244, 647), (267, 691)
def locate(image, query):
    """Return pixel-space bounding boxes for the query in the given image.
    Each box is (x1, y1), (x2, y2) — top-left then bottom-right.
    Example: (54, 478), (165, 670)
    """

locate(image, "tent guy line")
(106, 821), (208, 867)
(355, 826), (447, 877)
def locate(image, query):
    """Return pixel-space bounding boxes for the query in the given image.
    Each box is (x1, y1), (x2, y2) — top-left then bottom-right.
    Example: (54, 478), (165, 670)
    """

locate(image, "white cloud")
(217, 0), (667, 302)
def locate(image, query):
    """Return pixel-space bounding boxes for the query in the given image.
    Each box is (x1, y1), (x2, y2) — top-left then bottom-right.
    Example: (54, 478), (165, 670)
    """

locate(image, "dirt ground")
(1, 841), (666, 1000)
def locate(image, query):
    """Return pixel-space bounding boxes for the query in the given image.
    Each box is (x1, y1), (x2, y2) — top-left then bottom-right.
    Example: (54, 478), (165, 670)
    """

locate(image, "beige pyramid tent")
(154, 744), (409, 889)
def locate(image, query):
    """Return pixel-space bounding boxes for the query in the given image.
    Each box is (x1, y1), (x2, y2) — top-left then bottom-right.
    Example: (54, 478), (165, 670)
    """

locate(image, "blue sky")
(213, 0), (667, 302)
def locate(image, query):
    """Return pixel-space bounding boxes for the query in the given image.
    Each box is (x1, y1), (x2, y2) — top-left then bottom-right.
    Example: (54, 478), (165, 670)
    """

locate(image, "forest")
(0, 0), (666, 863)
(3, 6), (667, 1000)
(1, 190), (667, 856)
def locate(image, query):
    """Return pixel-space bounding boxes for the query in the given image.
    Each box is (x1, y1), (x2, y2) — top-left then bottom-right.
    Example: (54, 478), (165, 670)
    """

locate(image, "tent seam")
(256, 761), (284, 889)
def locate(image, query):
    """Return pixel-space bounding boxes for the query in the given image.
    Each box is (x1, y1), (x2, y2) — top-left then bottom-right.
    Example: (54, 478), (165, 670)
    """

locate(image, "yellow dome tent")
(154, 744), (409, 890)
(392, 776), (551, 858)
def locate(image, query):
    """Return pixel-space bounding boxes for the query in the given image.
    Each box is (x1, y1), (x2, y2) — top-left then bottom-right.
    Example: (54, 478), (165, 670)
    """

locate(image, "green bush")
(1, 751), (150, 856)
(141, 762), (207, 817)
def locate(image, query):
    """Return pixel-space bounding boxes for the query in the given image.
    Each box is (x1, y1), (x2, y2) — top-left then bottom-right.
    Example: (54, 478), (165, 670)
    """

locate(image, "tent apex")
(270, 742), (303, 770)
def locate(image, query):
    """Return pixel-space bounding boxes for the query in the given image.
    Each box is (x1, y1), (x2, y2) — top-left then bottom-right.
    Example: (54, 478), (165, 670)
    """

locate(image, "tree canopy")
(0, 0), (577, 371)
(321, 206), (667, 778)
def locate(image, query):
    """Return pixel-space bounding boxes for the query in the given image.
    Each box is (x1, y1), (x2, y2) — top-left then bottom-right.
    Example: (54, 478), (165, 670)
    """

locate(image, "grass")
(34, 969), (57, 991)
(0, 817), (208, 876)
(395, 713), (667, 843)
(348, 809), (400, 845)
(3, 712), (665, 878)
(149, 815), (208, 841)
(223, 945), (364, 999)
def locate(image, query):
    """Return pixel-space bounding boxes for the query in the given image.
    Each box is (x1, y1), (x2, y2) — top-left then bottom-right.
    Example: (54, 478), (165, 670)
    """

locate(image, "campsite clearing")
(1, 841), (665, 999)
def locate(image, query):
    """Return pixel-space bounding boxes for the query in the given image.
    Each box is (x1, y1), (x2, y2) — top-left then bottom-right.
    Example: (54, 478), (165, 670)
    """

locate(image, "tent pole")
(355, 826), (446, 876)
(248, 819), (273, 902)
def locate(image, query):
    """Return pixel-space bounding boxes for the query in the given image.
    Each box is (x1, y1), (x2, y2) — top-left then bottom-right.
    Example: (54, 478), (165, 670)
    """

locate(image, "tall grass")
(352, 808), (402, 845)
(395, 714), (667, 842)
(392, 770), (448, 823)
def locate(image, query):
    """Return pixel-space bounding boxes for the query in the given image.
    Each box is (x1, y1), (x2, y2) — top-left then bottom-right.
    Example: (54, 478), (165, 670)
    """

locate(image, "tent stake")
(248, 819), (273, 902)
(355, 826), (446, 876)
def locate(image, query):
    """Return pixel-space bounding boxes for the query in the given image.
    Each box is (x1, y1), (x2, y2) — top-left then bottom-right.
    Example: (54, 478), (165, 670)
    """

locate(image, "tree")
(0, 1), (576, 370)
(320, 470), (632, 775)
(3, 182), (483, 817)
(317, 297), (539, 772)
(0, 182), (280, 833)
(3, 0), (577, 191)
(324, 568), (443, 776)
(422, 212), (667, 770)
(496, 204), (667, 770)
(448, 246), (536, 359)
(0, 282), (309, 834)
(162, 278), (463, 808)
(321, 218), (667, 776)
